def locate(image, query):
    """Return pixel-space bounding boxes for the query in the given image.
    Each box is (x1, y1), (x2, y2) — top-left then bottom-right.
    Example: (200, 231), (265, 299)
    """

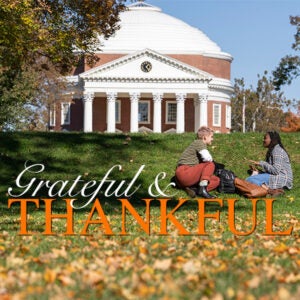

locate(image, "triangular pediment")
(80, 49), (213, 82)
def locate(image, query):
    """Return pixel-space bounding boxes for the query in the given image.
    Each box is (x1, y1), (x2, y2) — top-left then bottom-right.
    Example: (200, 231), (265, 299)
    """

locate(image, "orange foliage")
(281, 112), (300, 132)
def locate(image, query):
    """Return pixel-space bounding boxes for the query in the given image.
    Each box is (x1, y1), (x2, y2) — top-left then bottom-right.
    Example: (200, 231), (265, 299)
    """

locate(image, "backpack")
(215, 168), (236, 194)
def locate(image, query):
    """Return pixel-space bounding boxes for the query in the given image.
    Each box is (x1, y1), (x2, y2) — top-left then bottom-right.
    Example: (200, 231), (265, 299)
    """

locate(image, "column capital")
(106, 92), (117, 103)
(198, 93), (208, 104)
(83, 92), (95, 103)
(176, 93), (187, 103)
(153, 93), (163, 103)
(129, 92), (140, 102)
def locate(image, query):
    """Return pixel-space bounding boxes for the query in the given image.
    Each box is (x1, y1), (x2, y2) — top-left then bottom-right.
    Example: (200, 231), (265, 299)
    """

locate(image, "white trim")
(203, 51), (233, 62)
(61, 102), (71, 125)
(213, 103), (221, 127)
(226, 105), (231, 129)
(209, 78), (234, 94)
(166, 101), (177, 124)
(49, 104), (56, 126)
(138, 100), (151, 124)
(66, 76), (80, 83)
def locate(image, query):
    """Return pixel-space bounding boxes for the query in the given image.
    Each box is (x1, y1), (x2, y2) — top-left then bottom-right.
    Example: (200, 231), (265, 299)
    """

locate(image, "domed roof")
(98, 1), (232, 60)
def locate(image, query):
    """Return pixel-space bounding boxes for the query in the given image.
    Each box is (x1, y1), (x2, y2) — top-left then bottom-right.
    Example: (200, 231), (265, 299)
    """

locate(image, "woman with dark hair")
(246, 131), (293, 194)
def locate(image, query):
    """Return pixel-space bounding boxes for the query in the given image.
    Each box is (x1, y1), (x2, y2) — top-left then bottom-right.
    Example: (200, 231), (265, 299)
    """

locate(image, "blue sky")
(130, 0), (299, 102)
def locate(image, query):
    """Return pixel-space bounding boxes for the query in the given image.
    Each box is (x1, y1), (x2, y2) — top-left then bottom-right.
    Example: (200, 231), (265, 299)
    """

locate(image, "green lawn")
(0, 131), (299, 299)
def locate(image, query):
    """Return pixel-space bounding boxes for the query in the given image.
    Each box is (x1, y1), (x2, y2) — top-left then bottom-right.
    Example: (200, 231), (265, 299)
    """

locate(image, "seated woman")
(175, 126), (220, 198)
(246, 131), (293, 194)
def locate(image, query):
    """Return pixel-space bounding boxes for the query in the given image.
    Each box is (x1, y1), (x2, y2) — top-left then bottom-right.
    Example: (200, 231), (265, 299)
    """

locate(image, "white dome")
(98, 1), (232, 60)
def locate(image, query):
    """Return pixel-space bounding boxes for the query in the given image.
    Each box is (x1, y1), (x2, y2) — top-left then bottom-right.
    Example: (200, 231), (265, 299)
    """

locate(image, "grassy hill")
(0, 131), (299, 299)
(0, 131), (299, 203)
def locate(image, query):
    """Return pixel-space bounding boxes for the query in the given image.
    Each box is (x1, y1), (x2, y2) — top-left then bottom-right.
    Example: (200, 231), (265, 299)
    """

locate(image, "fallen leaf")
(153, 258), (172, 271)
(246, 276), (260, 288)
(44, 268), (57, 283)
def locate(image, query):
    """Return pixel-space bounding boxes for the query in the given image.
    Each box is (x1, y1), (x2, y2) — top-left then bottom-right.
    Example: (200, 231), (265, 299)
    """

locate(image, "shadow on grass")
(0, 131), (184, 211)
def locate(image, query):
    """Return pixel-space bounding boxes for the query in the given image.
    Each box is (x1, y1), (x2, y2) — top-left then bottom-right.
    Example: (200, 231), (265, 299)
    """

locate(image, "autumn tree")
(0, 0), (126, 130)
(281, 111), (300, 132)
(231, 72), (293, 132)
(273, 16), (300, 90)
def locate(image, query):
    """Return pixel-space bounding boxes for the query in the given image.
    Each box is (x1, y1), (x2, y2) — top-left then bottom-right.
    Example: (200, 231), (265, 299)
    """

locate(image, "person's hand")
(249, 159), (259, 166)
(249, 164), (257, 170)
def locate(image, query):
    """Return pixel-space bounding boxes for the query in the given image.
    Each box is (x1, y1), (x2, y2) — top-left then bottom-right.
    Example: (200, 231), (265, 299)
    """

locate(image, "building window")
(166, 101), (177, 124)
(226, 105), (231, 129)
(138, 101), (150, 123)
(61, 102), (71, 125)
(49, 104), (56, 127)
(213, 104), (221, 127)
(115, 100), (121, 124)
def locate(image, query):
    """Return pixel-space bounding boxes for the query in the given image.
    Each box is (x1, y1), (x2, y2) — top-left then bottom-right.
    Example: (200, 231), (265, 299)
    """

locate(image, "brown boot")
(184, 187), (197, 198)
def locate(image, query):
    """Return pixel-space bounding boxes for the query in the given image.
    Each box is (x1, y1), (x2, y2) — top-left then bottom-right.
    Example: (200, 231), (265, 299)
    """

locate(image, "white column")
(130, 92), (140, 133)
(153, 93), (163, 133)
(106, 92), (117, 133)
(199, 93), (208, 127)
(176, 93), (186, 133)
(83, 92), (94, 132)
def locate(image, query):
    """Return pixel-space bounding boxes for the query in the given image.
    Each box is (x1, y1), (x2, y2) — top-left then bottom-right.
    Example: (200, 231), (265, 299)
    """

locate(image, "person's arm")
(259, 152), (283, 175)
(258, 147), (287, 175)
(199, 149), (213, 162)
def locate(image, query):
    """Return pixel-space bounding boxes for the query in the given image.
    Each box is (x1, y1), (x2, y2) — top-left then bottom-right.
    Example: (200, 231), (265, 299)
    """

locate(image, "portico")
(77, 48), (232, 133)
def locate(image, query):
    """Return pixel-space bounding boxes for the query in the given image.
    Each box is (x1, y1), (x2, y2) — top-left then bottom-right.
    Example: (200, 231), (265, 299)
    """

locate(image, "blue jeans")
(246, 173), (270, 186)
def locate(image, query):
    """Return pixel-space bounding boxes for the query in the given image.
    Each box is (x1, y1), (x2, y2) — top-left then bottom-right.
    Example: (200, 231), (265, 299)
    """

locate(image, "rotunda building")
(53, 1), (233, 133)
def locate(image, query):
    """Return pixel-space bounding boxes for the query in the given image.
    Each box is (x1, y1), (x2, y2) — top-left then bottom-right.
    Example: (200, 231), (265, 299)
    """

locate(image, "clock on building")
(141, 61), (152, 72)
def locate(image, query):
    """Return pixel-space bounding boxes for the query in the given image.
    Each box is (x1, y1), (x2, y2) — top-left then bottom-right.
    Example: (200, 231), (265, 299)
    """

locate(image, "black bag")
(215, 168), (236, 193)
(213, 161), (225, 172)
(170, 175), (182, 189)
